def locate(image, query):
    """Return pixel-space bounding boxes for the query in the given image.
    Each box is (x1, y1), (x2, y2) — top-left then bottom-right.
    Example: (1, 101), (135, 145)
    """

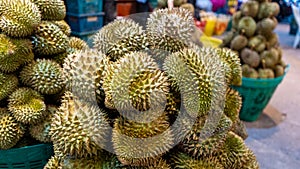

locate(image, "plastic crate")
(71, 30), (98, 47)
(65, 0), (103, 15)
(232, 65), (289, 122)
(66, 12), (105, 32)
(0, 144), (54, 169)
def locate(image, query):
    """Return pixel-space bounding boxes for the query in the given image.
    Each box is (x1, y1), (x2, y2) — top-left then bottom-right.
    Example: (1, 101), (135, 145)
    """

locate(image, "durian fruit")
(146, 7), (194, 45)
(217, 131), (259, 169)
(238, 16), (256, 37)
(52, 20), (71, 36)
(31, 0), (66, 21)
(8, 87), (47, 124)
(52, 47), (76, 65)
(0, 0), (41, 37)
(68, 37), (89, 50)
(29, 105), (57, 142)
(231, 11), (242, 29)
(32, 21), (69, 55)
(0, 108), (25, 149)
(20, 59), (65, 95)
(0, 73), (18, 101)
(240, 0), (259, 18)
(274, 65), (284, 77)
(265, 32), (279, 49)
(0, 34), (34, 73)
(170, 151), (224, 169)
(240, 48), (260, 68)
(247, 35), (266, 53)
(260, 50), (278, 69)
(44, 156), (63, 169)
(241, 64), (258, 78)
(224, 88), (242, 123)
(50, 92), (110, 158)
(112, 115), (174, 166)
(257, 2), (279, 20)
(62, 156), (102, 169)
(258, 68), (275, 78)
(220, 31), (236, 47)
(230, 35), (248, 51)
(256, 18), (276, 36)
(93, 18), (143, 54)
(121, 158), (171, 169)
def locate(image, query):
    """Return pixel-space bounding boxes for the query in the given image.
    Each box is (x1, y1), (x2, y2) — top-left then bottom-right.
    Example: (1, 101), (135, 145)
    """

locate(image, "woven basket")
(0, 144), (53, 169)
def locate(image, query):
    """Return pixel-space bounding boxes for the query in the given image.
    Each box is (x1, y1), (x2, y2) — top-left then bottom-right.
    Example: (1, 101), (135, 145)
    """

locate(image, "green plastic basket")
(0, 144), (53, 169)
(232, 65), (289, 122)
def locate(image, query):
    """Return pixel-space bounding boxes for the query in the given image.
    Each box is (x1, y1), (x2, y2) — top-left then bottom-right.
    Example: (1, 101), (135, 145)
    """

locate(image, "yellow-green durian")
(0, 0), (41, 37)
(32, 21), (68, 55)
(93, 18), (143, 54)
(31, 0), (66, 21)
(0, 73), (18, 101)
(50, 91), (110, 158)
(224, 88), (242, 122)
(20, 59), (65, 95)
(0, 108), (25, 149)
(8, 87), (47, 124)
(52, 20), (71, 36)
(44, 156), (63, 169)
(112, 115), (173, 166)
(68, 37), (89, 50)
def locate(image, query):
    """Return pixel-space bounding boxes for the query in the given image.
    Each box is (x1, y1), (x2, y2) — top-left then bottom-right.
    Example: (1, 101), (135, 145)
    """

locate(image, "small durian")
(52, 20), (71, 36)
(0, 0), (41, 37)
(31, 0), (66, 21)
(274, 65), (285, 77)
(260, 50), (277, 69)
(224, 88), (242, 122)
(220, 31), (235, 47)
(93, 18), (143, 54)
(230, 35), (248, 51)
(247, 35), (266, 53)
(8, 87), (47, 124)
(242, 64), (258, 78)
(20, 59), (65, 95)
(270, 2), (280, 17)
(0, 108), (25, 149)
(44, 156), (63, 169)
(257, 2), (276, 20)
(238, 16), (256, 37)
(68, 37), (89, 50)
(146, 7), (194, 45)
(232, 11), (242, 29)
(258, 68), (275, 79)
(240, 48), (260, 68)
(0, 73), (18, 101)
(256, 18), (276, 35)
(240, 0), (259, 18)
(32, 21), (69, 55)
(265, 32), (279, 49)
(112, 115), (173, 166)
(50, 92), (110, 158)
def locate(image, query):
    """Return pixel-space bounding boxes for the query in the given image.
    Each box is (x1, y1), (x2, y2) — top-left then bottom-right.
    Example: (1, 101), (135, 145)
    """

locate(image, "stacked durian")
(42, 7), (259, 169)
(220, 0), (286, 78)
(0, 0), (88, 151)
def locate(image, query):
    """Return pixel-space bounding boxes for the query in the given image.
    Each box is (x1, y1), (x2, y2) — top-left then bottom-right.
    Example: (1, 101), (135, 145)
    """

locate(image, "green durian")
(0, 73), (18, 101)
(224, 88), (242, 122)
(265, 32), (279, 49)
(8, 87), (47, 124)
(238, 16), (256, 37)
(257, 2), (277, 20)
(44, 156), (63, 169)
(241, 0), (259, 18)
(50, 91), (110, 158)
(242, 64), (258, 78)
(31, 0), (66, 21)
(20, 59), (65, 95)
(258, 68), (275, 78)
(0, 108), (25, 149)
(32, 21), (69, 55)
(260, 50), (277, 69)
(93, 18), (143, 54)
(112, 115), (173, 166)
(68, 37), (89, 50)
(0, 0), (41, 37)
(270, 2), (280, 17)
(52, 20), (71, 36)
(241, 48), (260, 68)
(230, 35), (248, 51)
(220, 31), (235, 47)
(256, 18), (276, 35)
(274, 65), (285, 77)
(232, 11), (242, 29)
(247, 35), (266, 52)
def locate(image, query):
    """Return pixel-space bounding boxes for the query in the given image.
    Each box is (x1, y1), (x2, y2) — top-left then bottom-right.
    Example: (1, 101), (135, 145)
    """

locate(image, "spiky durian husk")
(52, 47), (76, 65)
(8, 87), (46, 124)
(0, 0), (41, 37)
(31, 0), (66, 21)
(68, 37), (89, 50)
(122, 158), (171, 169)
(0, 34), (34, 73)
(44, 156), (63, 169)
(224, 88), (242, 122)
(170, 151), (224, 169)
(217, 131), (259, 169)
(0, 108), (25, 149)
(163, 47), (227, 117)
(93, 18), (143, 54)
(29, 105), (57, 142)
(52, 20), (71, 36)
(32, 21), (68, 55)
(146, 7), (194, 45)
(112, 115), (174, 166)
(110, 51), (169, 120)
(62, 156), (102, 169)
(0, 73), (18, 101)
(62, 49), (108, 102)
(106, 33), (150, 61)
(50, 91), (110, 158)
(20, 59), (65, 95)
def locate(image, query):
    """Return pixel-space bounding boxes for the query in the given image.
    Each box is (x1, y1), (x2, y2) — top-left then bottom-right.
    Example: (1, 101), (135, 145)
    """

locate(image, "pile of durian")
(0, 0), (88, 150)
(220, 0), (287, 79)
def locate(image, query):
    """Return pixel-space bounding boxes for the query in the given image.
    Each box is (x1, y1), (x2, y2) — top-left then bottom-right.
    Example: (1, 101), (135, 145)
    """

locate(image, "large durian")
(0, 108), (25, 149)
(32, 21), (69, 55)
(0, 0), (41, 37)
(224, 88), (242, 122)
(8, 87), (47, 124)
(68, 37), (89, 50)
(52, 20), (71, 36)
(0, 73), (18, 101)
(31, 0), (66, 21)
(20, 59), (65, 95)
